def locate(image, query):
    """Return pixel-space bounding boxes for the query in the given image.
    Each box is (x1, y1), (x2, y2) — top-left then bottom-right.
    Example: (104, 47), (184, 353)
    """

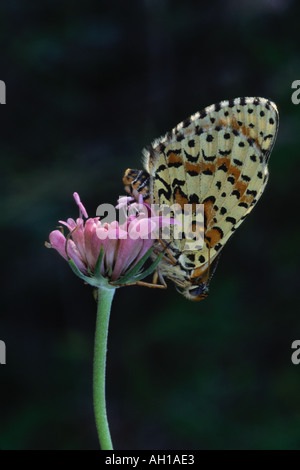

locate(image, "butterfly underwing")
(123, 97), (279, 300)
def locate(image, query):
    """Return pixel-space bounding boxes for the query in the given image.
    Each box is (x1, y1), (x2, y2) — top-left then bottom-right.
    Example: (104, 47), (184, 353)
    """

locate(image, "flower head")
(47, 192), (174, 289)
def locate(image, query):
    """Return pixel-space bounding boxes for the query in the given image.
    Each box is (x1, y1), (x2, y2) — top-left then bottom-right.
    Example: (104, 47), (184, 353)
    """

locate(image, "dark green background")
(1, 0), (300, 450)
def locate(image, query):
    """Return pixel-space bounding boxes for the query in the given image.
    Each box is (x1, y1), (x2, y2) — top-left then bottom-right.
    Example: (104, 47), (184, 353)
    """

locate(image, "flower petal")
(49, 230), (87, 274)
(111, 237), (144, 281)
(49, 230), (68, 260)
(84, 218), (103, 271)
(73, 192), (88, 218)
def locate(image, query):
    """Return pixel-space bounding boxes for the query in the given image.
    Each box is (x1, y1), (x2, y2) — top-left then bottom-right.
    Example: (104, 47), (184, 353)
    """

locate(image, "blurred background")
(1, 0), (300, 450)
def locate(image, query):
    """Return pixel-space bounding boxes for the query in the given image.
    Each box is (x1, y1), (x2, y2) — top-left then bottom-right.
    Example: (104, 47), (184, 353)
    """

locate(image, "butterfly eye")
(188, 284), (209, 299)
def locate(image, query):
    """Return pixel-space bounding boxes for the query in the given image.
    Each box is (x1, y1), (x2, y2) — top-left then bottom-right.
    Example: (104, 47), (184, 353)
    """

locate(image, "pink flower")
(47, 192), (175, 287)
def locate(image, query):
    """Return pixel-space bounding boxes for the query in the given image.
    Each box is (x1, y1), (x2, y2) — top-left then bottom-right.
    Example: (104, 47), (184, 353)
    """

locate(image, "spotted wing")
(143, 97), (279, 272)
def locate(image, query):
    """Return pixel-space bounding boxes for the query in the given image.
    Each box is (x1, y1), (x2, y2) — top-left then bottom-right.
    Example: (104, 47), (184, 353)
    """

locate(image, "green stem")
(93, 286), (116, 450)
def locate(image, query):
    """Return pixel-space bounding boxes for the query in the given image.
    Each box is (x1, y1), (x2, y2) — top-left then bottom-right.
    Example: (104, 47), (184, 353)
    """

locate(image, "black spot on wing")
(213, 226), (224, 237)
(214, 243), (222, 252)
(202, 149), (216, 162)
(246, 189), (257, 197)
(263, 134), (274, 142)
(218, 164), (228, 172)
(166, 148), (181, 156)
(155, 173), (172, 200)
(226, 216), (236, 225)
(203, 195), (216, 204)
(156, 164), (167, 173)
(232, 190), (240, 199)
(168, 161), (183, 168)
(189, 194), (200, 204)
(184, 149), (200, 163)
(196, 127), (204, 136)
(219, 149), (231, 156)
(241, 174), (251, 182)
(171, 178), (185, 187)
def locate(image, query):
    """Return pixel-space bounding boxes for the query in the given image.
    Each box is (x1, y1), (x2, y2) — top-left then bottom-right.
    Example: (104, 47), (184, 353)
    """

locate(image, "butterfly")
(123, 97), (279, 300)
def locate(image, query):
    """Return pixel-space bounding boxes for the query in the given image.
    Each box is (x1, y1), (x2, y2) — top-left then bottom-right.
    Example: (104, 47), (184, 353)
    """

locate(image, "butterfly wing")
(143, 97), (279, 276)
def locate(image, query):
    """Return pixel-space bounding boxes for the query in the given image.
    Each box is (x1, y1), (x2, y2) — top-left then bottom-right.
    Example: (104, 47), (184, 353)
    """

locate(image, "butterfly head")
(178, 282), (209, 301)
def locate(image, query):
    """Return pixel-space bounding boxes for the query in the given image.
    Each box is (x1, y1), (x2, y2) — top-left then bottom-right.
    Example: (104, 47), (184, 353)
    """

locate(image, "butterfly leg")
(121, 280), (167, 289)
(171, 278), (187, 288)
(119, 268), (167, 289)
(157, 238), (177, 266)
(152, 269), (167, 287)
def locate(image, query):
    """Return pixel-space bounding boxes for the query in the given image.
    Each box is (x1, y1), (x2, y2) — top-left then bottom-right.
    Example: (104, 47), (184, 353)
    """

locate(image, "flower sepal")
(67, 244), (165, 289)
(110, 245), (165, 287)
(67, 246), (115, 290)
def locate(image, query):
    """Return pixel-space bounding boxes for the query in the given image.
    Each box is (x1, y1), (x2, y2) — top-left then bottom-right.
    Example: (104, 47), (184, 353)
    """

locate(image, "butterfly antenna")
(201, 236), (212, 284)
(208, 253), (221, 282)
(207, 240), (211, 280)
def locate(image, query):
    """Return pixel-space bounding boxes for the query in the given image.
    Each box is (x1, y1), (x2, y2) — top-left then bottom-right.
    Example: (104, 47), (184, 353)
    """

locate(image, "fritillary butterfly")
(123, 97), (279, 300)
